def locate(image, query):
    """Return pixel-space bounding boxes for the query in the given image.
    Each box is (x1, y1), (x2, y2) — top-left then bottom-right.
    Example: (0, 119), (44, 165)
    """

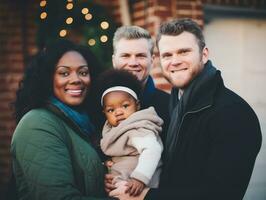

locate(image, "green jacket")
(11, 107), (110, 200)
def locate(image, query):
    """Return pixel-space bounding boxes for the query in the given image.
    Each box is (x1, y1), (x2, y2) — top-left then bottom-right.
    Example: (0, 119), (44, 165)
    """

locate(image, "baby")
(97, 69), (163, 196)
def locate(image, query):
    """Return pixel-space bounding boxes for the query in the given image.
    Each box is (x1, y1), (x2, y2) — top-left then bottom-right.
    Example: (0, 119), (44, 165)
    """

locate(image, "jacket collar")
(171, 60), (223, 113)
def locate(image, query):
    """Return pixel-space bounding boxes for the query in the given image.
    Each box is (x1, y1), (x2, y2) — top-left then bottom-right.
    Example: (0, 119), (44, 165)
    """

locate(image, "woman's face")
(53, 51), (91, 106)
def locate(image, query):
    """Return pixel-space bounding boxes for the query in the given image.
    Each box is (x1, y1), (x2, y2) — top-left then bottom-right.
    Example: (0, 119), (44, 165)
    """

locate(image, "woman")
(11, 39), (111, 200)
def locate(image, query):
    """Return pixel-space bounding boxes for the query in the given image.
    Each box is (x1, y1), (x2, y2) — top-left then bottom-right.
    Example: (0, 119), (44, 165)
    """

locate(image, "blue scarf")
(49, 96), (95, 135)
(142, 76), (156, 107)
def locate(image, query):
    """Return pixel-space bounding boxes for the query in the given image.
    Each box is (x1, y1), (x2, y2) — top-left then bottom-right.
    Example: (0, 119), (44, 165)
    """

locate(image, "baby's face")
(103, 91), (139, 127)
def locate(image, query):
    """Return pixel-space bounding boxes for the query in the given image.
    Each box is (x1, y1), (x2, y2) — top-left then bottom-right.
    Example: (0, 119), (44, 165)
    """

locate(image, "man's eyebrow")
(178, 48), (192, 52)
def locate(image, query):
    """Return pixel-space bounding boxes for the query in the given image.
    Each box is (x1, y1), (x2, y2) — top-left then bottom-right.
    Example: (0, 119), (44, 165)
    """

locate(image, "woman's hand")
(104, 173), (116, 194)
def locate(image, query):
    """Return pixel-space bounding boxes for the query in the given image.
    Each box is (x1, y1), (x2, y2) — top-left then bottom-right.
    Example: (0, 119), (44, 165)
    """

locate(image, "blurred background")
(0, 0), (265, 199)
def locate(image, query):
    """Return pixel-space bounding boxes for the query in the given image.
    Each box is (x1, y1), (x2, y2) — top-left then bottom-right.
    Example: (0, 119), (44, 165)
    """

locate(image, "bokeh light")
(88, 39), (96, 46)
(40, 1), (47, 7)
(81, 8), (89, 15)
(100, 21), (109, 29)
(66, 17), (73, 24)
(100, 35), (108, 43)
(85, 13), (92, 20)
(59, 29), (67, 37)
(40, 12), (47, 19)
(66, 3), (73, 10)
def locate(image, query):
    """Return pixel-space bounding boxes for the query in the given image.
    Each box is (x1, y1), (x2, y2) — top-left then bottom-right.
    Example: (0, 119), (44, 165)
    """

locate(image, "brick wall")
(175, 0), (204, 26)
(96, 0), (122, 25)
(0, 0), (21, 189)
(0, 0), (38, 194)
(202, 0), (266, 8)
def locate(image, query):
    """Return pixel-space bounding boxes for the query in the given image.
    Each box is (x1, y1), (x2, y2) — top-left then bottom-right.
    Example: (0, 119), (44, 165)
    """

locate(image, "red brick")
(154, 10), (172, 19)
(0, 120), (16, 132)
(157, 0), (172, 7)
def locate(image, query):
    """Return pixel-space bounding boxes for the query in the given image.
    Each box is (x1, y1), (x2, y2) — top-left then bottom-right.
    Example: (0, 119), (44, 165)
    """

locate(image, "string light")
(85, 13), (92, 20)
(81, 8), (89, 15)
(100, 21), (109, 29)
(66, 3), (73, 10)
(38, 1), (112, 49)
(66, 17), (73, 24)
(100, 35), (108, 43)
(40, 0), (47, 7)
(59, 29), (67, 37)
(40, 12), (47, 19)
(88, 39), (96, 46)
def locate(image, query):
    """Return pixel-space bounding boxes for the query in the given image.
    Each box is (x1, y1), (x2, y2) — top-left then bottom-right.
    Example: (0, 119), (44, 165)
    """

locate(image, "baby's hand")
(109, 180), (128, 197)
(126, 178), (145, 196)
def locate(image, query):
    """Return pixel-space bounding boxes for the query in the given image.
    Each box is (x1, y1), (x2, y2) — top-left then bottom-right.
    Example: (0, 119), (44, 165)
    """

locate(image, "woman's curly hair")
(14, 39), (104, 123)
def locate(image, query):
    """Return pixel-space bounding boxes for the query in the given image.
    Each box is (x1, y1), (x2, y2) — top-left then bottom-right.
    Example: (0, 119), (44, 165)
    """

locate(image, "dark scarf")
(141, 76), (156, 108)
(163, 61), (218, 174)
(49, 96), (95, 135)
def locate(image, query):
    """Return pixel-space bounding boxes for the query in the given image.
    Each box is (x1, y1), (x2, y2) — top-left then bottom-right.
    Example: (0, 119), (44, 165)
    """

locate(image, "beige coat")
(101, 107), (163, 188)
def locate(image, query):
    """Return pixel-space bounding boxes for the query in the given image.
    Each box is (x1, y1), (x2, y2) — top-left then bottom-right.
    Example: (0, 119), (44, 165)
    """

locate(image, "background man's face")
(158, 32), (208, 89)
(112, 38), (153, 85)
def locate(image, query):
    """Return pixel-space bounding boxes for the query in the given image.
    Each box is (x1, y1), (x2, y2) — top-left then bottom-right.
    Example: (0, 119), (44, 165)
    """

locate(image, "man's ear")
(151, 54), (155, 66)
(112, 54), (116, 68)
(202, 47), (209, 64)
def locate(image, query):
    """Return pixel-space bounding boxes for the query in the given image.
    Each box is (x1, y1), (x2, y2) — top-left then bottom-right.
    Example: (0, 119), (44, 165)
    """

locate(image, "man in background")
(111, 25), (170, 142)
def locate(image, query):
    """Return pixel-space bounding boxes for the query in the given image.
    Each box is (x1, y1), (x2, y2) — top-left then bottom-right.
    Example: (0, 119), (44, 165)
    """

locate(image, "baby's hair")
(95, 69), (143, 106)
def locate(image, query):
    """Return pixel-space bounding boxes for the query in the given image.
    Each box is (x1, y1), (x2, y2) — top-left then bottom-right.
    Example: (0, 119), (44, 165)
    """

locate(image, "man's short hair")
(113, 25), (154, 55)
(156, 18), (206, 51)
